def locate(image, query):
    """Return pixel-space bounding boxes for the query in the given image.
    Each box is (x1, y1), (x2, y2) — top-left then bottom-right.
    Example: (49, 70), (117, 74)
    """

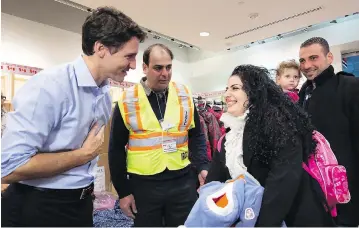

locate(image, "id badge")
(162, 140), (177, 153)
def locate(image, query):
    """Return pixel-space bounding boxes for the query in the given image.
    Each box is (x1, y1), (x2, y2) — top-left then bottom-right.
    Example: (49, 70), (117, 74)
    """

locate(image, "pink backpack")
(302, 130), (350, 217)
(217, 130), (351, 217)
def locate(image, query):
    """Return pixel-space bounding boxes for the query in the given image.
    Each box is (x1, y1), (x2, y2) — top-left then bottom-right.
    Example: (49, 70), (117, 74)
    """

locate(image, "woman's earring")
(243, 100), (249, 109)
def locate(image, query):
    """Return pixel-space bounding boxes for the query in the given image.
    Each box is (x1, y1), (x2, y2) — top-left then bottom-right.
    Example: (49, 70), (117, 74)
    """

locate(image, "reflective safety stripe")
(129, 131), (188, 139)
(128, 134), (188, 148)
(172, 82), (193, 132)
(128, 142), (188, 151)
(122, 90), (130, 126)
(122, 85), (144, 132)
(183, 86), (193, 130)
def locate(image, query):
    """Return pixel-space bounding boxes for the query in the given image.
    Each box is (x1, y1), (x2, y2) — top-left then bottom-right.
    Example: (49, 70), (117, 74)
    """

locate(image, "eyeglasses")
(1, 95), (6, 100)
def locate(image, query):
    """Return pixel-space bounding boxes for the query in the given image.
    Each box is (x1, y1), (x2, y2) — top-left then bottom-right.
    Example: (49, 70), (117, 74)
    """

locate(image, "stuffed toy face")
(185, 174), (264, 227)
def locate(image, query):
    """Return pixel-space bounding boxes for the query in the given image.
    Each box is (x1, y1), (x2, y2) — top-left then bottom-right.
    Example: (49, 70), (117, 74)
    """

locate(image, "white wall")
(188, 18), (359, 92)
(2, 13), (359, 94)
(1, 13), (193, 88)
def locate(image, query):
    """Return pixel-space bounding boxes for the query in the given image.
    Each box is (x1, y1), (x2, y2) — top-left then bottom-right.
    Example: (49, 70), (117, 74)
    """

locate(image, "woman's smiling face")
(224, 75), (248, 116)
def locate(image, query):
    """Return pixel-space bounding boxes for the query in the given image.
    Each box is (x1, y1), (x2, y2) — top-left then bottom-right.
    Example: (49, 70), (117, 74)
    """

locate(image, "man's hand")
(119, 194), (137, 219)
(1, 184), (9, 193)
(80, 123), (105, 163)
(1, 123), (106, 184)
(198, 170), (208, 187)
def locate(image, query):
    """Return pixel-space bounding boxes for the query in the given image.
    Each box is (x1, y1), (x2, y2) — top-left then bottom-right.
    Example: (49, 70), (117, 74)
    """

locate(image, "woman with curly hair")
(205, 65), (335, 226)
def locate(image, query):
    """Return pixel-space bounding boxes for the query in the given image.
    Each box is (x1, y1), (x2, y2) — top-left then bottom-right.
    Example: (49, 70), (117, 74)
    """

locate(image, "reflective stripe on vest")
(173, 82), (194, 132)
(122, 85), (144, 133)
(128, 132), (188, 151)
(122, 83), (193, 133)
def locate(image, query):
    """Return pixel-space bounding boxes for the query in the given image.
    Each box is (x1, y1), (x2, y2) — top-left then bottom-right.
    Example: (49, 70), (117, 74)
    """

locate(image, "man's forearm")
(1, 148), (90, 184)
(188, 132), (210, 172)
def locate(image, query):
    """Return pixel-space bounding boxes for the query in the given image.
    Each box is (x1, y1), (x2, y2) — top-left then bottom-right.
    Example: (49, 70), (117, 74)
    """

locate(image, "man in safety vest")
(108, 43), (209, 227)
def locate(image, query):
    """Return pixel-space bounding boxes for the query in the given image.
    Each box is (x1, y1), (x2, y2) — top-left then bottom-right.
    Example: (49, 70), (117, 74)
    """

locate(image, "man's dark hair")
(300, 37), (330, 55)
(143, 44), (174, 65)
(82, 7), (146, 55)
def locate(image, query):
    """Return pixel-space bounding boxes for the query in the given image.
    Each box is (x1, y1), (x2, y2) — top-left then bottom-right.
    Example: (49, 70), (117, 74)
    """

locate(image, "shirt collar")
(140, 77), (152, 96)
(140, 77), (168, 96)
(73, 55), (110, 94)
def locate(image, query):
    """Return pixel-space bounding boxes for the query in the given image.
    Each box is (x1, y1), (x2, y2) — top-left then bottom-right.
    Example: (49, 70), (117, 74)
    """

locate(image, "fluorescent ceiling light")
(200, 32), (210, 37)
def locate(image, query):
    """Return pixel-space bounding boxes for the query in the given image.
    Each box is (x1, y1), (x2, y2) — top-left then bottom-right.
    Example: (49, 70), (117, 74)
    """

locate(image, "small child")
(275, 60), (302, 102)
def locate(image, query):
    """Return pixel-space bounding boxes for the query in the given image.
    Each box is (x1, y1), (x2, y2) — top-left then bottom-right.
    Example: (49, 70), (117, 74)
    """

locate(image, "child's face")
(276, 68), (300, 91)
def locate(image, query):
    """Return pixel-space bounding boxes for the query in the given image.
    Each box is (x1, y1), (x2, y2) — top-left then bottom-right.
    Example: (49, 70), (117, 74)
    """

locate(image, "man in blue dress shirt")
(1, 7), (146, 227)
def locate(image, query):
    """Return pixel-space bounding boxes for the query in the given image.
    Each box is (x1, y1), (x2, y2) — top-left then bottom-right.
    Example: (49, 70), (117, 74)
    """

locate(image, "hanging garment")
(199, 115), (212, 160)
(200, 111), (222, 156)
(208, 107), (226, 135)
(118, 82), (195, 175)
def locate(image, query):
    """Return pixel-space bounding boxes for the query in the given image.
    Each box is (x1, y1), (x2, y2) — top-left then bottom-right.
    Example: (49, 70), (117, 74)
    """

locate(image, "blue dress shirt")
(1, 56), (112, 189)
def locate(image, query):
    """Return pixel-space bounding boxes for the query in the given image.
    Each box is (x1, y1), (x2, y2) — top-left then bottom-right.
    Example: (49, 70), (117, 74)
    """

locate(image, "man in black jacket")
(298, 37), (359, 226)
(108, 44), (209, 227)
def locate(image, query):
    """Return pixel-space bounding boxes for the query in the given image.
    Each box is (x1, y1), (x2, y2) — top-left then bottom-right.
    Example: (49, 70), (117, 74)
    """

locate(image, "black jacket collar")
(307, 65), (335, 87)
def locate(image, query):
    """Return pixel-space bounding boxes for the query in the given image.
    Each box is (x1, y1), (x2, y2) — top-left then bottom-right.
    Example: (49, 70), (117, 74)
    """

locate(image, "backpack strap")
(217, 134), (226, 152)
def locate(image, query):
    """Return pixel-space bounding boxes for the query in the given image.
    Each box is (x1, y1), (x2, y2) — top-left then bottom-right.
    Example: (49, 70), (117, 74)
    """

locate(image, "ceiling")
(1, 0), (89, 35)
(71, 0), (359, 51)
(2, 0), (359, 52)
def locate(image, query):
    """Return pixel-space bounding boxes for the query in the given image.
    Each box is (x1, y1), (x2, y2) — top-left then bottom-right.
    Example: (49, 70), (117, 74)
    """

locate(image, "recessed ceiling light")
(200, 32), (210, 37)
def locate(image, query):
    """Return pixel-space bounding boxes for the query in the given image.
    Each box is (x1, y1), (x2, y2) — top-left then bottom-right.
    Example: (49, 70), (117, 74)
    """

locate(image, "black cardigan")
(205, 126), (335, 227)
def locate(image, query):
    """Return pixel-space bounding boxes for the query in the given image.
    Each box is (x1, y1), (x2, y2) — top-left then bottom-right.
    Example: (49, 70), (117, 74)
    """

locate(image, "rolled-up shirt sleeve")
(1, 76), (66, 178)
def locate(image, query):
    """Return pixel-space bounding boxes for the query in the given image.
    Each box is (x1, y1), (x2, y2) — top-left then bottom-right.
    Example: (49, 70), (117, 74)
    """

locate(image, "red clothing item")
(208, 108), (222, 121)
(285, 91), (299, 103)
(208, 108), (226, 135)
(199, 115), (212, 160)
(200, 111), (222, 158)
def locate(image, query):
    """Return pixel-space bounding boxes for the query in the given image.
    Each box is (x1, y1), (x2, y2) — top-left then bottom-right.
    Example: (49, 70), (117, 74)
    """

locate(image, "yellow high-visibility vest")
(118, 82), (195, 175)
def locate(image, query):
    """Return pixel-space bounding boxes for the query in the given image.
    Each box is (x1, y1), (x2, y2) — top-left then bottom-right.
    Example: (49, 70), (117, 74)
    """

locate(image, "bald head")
(143, 43), (173, 65)
(143, 44), (173, 92)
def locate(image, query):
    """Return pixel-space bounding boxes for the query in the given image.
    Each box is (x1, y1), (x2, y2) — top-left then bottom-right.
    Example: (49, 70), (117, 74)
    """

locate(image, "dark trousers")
(131, 171), (198, 227)
(1, 183), (94, 227)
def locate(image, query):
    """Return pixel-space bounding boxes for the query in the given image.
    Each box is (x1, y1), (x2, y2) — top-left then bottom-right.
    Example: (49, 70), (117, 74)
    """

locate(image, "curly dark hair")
(82, 7), (146, 55)
(231, 65), (316, 164)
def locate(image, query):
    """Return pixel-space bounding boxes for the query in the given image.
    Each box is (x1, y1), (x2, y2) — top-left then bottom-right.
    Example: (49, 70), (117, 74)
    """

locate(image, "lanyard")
(155, 92), (167, 121)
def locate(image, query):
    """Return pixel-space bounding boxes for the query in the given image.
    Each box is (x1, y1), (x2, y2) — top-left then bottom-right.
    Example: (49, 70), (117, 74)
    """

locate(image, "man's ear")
(327, 52), (334, 65)
(93, 41), (106, 58)
(143, 62), (148, 74)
